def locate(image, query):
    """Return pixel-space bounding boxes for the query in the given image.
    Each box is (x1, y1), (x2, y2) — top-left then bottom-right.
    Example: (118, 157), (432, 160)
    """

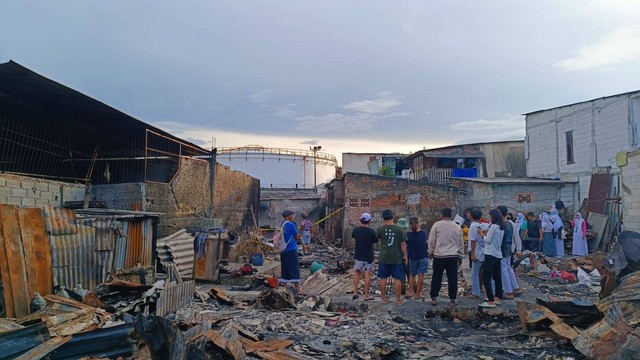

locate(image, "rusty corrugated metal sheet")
(156, 280), (195, 316)
(142, 219), (153, 267)
(44, 204), (78, 235)
(125, 220), (143, 268)
(586, 173), (612, 216)
(50, 224), (109, 290)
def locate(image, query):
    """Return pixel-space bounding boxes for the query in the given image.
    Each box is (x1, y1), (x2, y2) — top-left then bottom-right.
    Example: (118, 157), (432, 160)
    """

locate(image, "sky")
(2, 1), (640, 163)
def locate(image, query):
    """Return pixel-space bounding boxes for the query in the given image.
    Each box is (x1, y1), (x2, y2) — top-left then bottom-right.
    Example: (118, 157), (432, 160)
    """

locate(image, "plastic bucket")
(252, 254), (265, 266)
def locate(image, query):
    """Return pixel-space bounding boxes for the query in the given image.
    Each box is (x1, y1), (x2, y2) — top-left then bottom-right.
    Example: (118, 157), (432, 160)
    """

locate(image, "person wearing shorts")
(351, 212), (378, 300)
(406, 216), (428, 299)
(300, 212), (313, 255)
(377, 209), (408, 306)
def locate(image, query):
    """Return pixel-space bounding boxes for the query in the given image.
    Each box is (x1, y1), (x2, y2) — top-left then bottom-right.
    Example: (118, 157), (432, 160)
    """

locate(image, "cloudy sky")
(2, 1), (640, 162)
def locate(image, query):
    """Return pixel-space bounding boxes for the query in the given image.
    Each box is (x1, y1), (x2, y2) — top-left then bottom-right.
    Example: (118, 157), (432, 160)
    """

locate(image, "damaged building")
(0, 60), (260, 236)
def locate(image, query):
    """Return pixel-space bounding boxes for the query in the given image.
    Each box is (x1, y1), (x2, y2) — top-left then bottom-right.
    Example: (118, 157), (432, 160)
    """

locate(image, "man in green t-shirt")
(377, 209), (408, 306)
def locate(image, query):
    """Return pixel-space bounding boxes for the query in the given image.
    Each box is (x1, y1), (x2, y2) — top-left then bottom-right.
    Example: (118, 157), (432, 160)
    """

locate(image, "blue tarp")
(452, 168), (478, 178)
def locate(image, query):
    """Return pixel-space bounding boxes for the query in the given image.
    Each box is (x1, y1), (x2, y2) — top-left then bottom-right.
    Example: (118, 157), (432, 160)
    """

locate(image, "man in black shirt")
(525, 211), (542, 252)
(351, 212), (378, 300)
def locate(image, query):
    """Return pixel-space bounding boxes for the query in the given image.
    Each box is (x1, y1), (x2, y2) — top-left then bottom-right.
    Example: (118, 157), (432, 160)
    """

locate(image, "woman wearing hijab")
(551, 214), (564, 258)
(572, 213), (588, 256)
(541, 213), (555, 257)
(515, 213), (527, 250)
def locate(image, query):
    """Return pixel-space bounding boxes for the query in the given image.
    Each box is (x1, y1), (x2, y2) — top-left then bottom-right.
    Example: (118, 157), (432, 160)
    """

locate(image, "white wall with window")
(525, 91), (640, 202)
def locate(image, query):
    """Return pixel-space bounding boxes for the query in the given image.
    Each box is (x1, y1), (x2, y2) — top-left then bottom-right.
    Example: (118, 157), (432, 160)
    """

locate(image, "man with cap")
(280, 210), (302, 289)
(377, 209), (408, 306)
(300, 212), (313, 256)
(351, 212), (378, 300)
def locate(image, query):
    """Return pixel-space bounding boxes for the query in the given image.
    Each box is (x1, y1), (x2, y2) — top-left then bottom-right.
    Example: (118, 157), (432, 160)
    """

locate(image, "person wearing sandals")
(377, 209), (409, 306)
(428, 208), (464, 307)
(406, 216), (428, 300)
(351, 212), (378, 301)
(479, 209), (505, 308)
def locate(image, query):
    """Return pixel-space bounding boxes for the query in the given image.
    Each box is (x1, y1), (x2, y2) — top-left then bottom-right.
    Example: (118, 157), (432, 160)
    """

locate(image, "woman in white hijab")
(541, 213), (555, 256)
(551, 214), (564, 258)
(572, 213), (588, 256)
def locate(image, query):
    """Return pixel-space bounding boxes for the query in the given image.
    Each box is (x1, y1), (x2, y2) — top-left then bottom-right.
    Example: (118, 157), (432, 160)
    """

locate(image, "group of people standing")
(467, 206), (522, 308)
(351, 207), (465, 307)
(278, 203), (589, 308)
(521, 206), (588, 258)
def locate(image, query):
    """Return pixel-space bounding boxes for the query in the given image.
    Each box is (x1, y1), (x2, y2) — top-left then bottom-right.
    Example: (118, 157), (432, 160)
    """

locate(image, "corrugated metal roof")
(74, 209), (162, 218)
(44, 204), (78, 235)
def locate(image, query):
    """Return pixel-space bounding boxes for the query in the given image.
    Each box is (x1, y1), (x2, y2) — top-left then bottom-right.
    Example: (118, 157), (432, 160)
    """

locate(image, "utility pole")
(310, 145), (321, 190)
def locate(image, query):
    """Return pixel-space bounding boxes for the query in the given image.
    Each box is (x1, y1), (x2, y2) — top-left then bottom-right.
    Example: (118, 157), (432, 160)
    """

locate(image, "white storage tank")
(216, 145), (337, 189)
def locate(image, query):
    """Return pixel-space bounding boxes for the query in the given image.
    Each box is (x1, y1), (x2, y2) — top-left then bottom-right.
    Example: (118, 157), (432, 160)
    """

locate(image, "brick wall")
(0, 173), (85, 207)
(622, 150), (640, 232)
(341, 173), (456, 249)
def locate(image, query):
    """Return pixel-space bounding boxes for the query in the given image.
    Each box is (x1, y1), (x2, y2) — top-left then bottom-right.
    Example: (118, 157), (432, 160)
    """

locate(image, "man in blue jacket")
(280, 209), (302, 289)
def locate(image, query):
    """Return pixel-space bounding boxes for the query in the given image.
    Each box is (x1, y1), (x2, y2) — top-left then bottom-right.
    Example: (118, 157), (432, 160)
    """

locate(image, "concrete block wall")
(456, 181), (576, 220)
(622, 150), (640, 232)
(259, 189), (321, 228)
(92, 158), (260, 237)
(0, 173), (85, 207)
(92, 183), (144, 210)
(342, 173), (456, 249)
(213, 163), (260, 232)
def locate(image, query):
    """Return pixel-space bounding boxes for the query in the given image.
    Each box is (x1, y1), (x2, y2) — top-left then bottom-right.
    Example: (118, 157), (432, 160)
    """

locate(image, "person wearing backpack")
(497, 206), (521, 299)
(279, 210), (302, 289)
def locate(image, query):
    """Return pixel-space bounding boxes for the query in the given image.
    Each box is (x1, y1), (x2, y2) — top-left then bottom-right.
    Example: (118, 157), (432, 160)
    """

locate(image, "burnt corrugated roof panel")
(0, 322), (50, 360)
(49, 324), (137, 360)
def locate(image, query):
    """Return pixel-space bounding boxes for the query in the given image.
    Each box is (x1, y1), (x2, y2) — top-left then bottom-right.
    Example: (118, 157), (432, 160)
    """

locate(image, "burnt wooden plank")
(17, 208), (53, 296)
(0, 205), (29, 318)
(0, 206), (16, 318)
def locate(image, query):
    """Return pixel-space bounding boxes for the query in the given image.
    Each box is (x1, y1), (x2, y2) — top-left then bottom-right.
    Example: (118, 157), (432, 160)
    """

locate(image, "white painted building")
(217, 146), (337, 189)
(342, 153), (408, 175)
(525, 90), (640, 202)
(621, 150), (640, 232)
